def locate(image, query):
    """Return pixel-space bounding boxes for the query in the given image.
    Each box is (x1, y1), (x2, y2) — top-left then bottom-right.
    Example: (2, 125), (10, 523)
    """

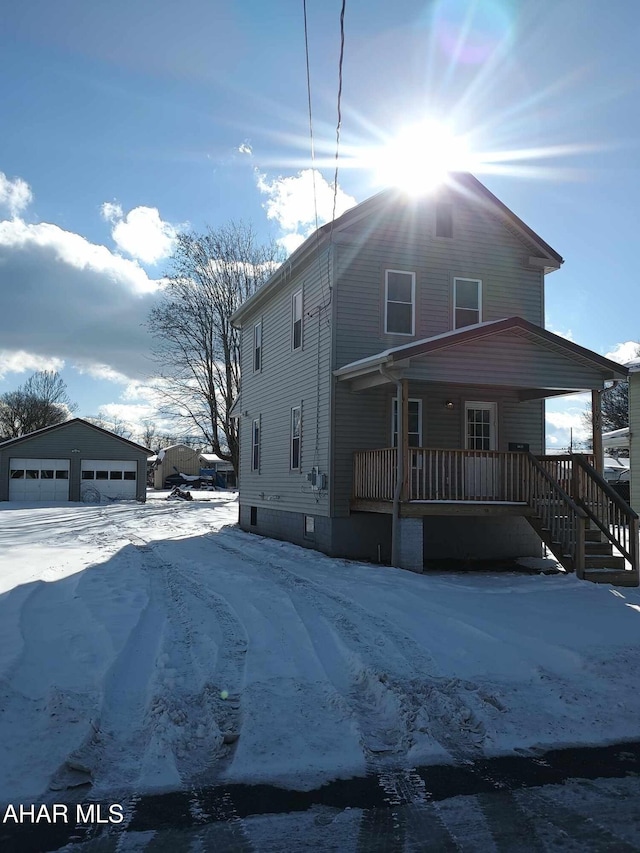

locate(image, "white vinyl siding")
(391, 398), (423, 448)
(292, 289), (303, 350)
(253, 320), (262, 372)
(251, 418), (261, 471)
(384, 270), (415, 335)
(435, 201), (453, 238)
(454, 278), (482, 329)
(290, 405), (301, 469)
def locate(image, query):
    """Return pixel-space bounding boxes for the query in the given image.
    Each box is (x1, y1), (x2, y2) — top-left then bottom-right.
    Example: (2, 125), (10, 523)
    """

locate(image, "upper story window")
(292, 289), (303, 350)
(290, 406), (301, 469)
(392, 398), (423, 448)
(453, 278), (482, 329)
(384, 270), (415, 336)
(251, 417), (261, 471)
(253, 320), (262, 372)
(435, 202), (453, 238)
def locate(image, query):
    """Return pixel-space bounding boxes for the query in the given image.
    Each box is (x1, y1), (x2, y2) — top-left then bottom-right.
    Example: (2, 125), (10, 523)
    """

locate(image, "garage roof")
(0, 418), (151, 453)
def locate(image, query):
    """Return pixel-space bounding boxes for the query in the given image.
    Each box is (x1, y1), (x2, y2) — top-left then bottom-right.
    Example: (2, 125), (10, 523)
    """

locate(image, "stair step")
(584, 542), (614, 556)
(584, 554), (626, 570)
(585, 528), (605, 542)
(584, 568), (639, 587)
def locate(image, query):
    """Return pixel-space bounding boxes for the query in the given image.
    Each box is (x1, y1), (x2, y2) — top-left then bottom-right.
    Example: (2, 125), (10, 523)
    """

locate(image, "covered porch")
(334, 318), (637, 583)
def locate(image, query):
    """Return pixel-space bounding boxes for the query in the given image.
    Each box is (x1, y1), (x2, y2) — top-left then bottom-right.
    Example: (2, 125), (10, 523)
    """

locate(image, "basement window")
(250, 506), (257, 526)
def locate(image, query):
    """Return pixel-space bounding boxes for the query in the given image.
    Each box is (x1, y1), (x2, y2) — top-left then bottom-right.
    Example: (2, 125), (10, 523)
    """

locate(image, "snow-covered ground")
(1, 491), (640, 807)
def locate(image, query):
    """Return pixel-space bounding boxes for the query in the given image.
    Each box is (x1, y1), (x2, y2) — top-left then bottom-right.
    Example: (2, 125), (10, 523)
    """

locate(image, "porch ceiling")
(334, 317), (628, 396)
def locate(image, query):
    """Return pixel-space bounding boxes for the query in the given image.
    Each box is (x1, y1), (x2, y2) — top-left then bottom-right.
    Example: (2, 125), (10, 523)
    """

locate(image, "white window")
(385, 270), (415, 335)
(251, 417), (260, 471)
(304, 515), (315, 536)
(465, 402), (497, 451)
(290, 406), (301, 469)
(392, 398), (423, 448)
(292, 289), (303, 350)
(253, 320), (262, 372)
(453, 278), (482, 329)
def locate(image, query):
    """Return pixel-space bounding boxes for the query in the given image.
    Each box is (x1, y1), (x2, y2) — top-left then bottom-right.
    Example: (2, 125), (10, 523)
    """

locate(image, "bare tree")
(601, 381), (630, 432)
(85, 410), (133, 440)
(0, 371), (76, 438)
(148, 222), (282, 475)
(140, 420), (157, 450)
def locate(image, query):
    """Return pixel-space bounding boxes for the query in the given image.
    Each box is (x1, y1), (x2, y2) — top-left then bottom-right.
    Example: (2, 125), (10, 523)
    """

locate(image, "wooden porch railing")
(353, 448), (534, 503)
(525, 453), (587, 576)
(353, 448), (397, 501)
(572, 453), (639, 569)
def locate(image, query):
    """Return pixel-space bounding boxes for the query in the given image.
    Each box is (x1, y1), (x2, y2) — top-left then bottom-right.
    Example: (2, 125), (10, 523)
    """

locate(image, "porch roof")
(334, 317), (628, 397)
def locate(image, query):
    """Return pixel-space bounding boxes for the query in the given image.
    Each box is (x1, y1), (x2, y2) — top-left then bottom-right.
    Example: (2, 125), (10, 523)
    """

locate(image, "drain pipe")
(380, 366), (403, 567)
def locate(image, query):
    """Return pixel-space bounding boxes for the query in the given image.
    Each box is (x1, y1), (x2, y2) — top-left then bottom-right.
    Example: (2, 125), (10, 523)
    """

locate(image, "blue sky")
(0, 0), (638, 447)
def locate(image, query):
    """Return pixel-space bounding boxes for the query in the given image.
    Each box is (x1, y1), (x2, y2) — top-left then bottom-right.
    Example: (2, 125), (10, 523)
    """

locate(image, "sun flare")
(371, 120), (475, 194)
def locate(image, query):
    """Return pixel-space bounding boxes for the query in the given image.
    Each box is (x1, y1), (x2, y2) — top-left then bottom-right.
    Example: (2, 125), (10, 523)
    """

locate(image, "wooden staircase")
(527, 453), (639, 587)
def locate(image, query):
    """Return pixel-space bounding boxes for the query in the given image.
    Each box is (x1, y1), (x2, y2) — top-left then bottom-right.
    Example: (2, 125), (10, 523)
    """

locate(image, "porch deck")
(352, 448), (639, 585)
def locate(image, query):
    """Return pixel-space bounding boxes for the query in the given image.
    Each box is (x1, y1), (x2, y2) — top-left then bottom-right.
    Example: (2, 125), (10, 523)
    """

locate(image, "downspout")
(380, 366), (402, 566)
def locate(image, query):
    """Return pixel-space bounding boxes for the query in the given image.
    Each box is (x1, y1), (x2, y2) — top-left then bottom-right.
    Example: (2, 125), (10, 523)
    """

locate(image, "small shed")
(0, 418), (151, 503)
(152, 444), (203, 489)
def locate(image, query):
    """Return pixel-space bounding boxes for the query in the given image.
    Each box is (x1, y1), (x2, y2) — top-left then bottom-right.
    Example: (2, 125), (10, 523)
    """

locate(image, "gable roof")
(231, 172), (563, 325)
(334, 317), (628, 385)
(0, 417), (151, 454)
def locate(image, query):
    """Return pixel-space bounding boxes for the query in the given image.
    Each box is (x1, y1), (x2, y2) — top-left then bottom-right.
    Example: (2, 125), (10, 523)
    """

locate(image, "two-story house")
(231, 173), (637, 585)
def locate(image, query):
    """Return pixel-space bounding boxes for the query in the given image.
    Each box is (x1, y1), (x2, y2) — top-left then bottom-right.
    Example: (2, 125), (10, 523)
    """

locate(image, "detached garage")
(0, 419), (151, 503)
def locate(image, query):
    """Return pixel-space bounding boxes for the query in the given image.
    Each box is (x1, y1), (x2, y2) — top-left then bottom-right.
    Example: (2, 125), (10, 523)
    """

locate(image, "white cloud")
(605, 341), (640, 365)
(545, 321), (575, 342)
(101, 202), (123, 223)
(0, 172), (33, 217)
(0, 218), (160, 380)
(0, 350), (65, 380)
(238, 142), (253, 155)
(74, 362), (131, 384)
(256, 168), (356, 252)
(545, 403), (591, 451)
(101, 203), (180, 265)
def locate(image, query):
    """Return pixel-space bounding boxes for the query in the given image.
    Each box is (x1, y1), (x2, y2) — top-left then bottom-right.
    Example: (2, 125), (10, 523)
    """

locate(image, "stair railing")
(526, 453), (587, 576)
(571, 454), (639, 572)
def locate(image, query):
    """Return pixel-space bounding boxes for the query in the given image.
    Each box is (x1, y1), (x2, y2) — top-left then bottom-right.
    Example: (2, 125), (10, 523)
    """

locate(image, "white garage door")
(9, 458), (70, 501)
(81, 460), (137, 500)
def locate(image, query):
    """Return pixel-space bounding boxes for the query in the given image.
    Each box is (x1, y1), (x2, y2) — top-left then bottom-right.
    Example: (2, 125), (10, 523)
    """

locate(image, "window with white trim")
(253, 320), (262, 372)
(251, 417), (261, 471)
(292, 289), (303, 350)
(290, 406), (301, 469)
(392, 398), (423, 448)
(385, 270), (415, 335)
(453, 278), (482, 329)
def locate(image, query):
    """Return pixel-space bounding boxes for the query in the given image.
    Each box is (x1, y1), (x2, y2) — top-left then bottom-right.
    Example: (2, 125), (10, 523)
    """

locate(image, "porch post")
(401, 379), (409, 501)
(591, 389), (604, 475)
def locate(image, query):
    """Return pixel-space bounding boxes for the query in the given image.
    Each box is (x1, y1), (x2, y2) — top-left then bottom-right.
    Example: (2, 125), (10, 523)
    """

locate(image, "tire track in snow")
(212, 532), (489, 762)
(209, 534), (482, 851)
(118, 536), (249, 789)
(51, 548), (168, 794)
(130, 537), (253, 849)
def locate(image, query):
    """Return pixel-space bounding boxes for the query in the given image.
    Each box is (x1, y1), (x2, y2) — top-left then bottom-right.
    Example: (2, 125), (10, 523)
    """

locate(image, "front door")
(464, 402), (498, 498)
